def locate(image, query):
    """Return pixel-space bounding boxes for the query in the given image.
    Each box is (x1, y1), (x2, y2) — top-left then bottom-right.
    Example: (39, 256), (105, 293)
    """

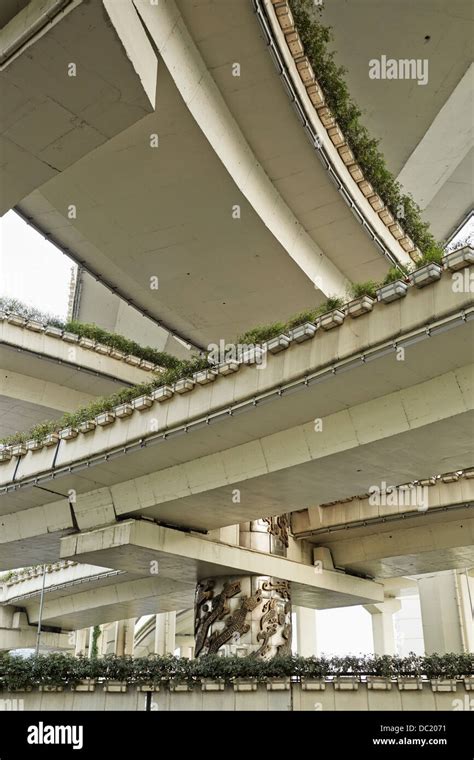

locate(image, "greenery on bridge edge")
(0, 652), (472, 689)
(289, 0), (438, 255)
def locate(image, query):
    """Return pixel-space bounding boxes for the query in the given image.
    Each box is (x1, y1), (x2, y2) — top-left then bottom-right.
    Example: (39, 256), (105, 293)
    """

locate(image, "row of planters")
(1, 653), (472, 692)
(0, 296), (182, 370)
(0, 246), (471, 458)
(286, 0), (438, 257)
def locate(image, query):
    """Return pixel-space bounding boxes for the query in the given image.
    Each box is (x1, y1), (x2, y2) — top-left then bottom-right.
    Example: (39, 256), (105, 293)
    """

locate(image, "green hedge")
(0, 653), (472, 689)
(289, 0), (440, 254)
(0, 297), (182, 369)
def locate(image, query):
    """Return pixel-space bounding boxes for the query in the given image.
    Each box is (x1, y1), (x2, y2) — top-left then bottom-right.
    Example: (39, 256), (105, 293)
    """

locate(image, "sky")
(0, 210), (75, 320)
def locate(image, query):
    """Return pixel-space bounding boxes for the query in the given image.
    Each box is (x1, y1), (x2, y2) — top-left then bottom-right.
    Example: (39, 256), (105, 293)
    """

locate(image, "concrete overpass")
(322, 0), (473, 242)
(292, 469), (474, 577)
(0, 313), (158, 435)
(0, 271), (472, 572)
(2, 0), (418, 351)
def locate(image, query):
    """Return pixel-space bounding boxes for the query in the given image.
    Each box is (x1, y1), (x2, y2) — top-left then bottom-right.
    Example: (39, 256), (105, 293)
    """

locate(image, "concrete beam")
(60, 519), (384, 610)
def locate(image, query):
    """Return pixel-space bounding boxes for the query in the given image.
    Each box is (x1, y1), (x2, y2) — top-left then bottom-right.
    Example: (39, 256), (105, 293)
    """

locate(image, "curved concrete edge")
(261, 0), (415, 267)
(133, 0), (348, 297)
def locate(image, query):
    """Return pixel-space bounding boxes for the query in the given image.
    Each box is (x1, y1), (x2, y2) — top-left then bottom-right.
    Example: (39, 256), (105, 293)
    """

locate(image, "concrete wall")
(1, 681), (472, 711)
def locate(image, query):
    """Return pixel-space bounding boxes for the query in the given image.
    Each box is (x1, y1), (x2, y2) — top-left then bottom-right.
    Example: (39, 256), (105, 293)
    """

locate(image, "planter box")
(319, 308), (345, 330)
(43, 433), (59, 447)
(334, 677), (359, 691)
(26, 439), (44, 452)
(301, 680), (326, 691)
(140, 360), (156, 371)
(317, 106), (335, 128)
(368, 194), (384, 212)
(430, 679), (457, 693)
(232, 680), (258, 692)
(338, 144), (354, 165)
(115, 403), (134, 419)
(95, 412), (115, 427)
(399, 235), (415, 252)
(169, 683), (191, 693)
(443, 246), (474, 271)
(240, 346), (265, 365)
(110, 349), (126, 360)
(463, 676), (474, 691)
(38, 685), (64, 692)
(201, 679), (225, 692)
(26, 320), (44, 332)
(194, 368), (218, 385)
(367, 677), (392, 691)
(59, 427), (78, 441)
(44, 326), (63, 338)
(389, 222), (404, 240)
(266, 679), (290, 691)
(306, 82), (324, 107)
(95, 343), (111, 355)
(217, 360), (239, 375)
(78, 420), (96, 434)
(346, 295), (375, 318)
(71, 680), (96, 692)
(7, 314), (27, 327)
(379, 208), (395, 226)
(376, 281), (408, 303)
(328, 124), (344, 147)
(62, 331), (79, 343)
(11, 443), (27, 457)
(125, 355), (141, 366)
(410, 263), (442, 288)
(289, 322), (316, 343)
(358, 179), (374, 197)
(463, 468), (474, 479)
(397, 677), (424, 691)
(152, 385), (174, 402)
(103, 681), (127, 693)
(441, 472), (459, 483)
(133, 395), (153, 411)
(284, 30), (304, 58)
(348, 163), (364, 182)
(79, 337), (96, 350)
(296, 56), (314, 84)
(174, 378), (195, 394)
(266, 334), (290, 354)
(137, 684), (160, 693)
(276, 3), (295, 33)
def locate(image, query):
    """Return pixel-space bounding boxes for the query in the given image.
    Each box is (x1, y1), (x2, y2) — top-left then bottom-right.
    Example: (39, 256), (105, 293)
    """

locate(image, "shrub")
(349, 280), (379, 299)
(289, 0), (441, 255)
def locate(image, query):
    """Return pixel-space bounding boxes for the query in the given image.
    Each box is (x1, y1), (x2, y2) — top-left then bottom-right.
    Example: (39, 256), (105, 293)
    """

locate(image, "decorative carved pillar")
(195, 576), (291, 658)
(239, 516), (289, 557)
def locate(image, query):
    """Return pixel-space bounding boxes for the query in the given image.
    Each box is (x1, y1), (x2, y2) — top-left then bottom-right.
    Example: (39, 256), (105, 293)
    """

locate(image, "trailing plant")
(90, 626), (101, 660)
(289, 0), (440, 254)
(236, 322), (286, 344)
(0, 653), (471, 690)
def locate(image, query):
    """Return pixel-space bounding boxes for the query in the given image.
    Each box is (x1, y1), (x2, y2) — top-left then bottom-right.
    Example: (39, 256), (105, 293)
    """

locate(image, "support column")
(364, 600), (401, 655)
(116, 618), (135, 656)
(74, 628), (89, 657)
(418, 570), (473, 654)
(295, 606), (317, 656)
(195, 576), (291, 658)
(154, 612), (176, 655)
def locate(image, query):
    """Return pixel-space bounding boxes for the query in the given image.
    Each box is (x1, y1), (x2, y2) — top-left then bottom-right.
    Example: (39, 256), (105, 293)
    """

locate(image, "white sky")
(0, 210), (74, 319)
